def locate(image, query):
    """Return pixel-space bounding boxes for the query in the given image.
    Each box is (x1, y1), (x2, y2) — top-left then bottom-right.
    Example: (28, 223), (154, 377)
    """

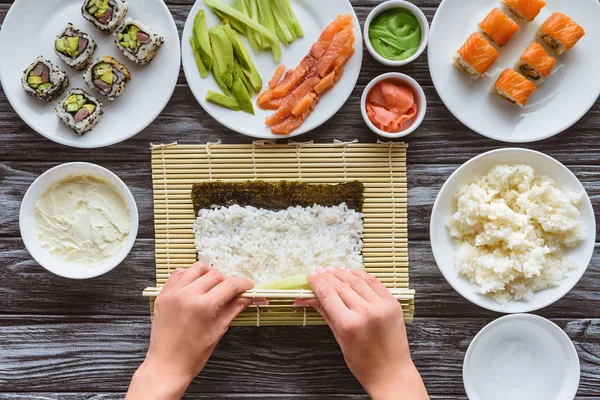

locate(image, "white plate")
(428, 0), (600, 143)
(0, 0), (180, 148)
(182, 0), (362, 139)
(464, 314), (580, 400)
(430, 148), (596, 313)
(20, 162), (139, 279)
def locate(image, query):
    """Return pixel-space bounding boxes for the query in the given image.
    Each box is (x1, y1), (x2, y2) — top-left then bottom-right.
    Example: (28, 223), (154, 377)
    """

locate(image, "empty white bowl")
(361, 72), (427, 138)
(20, 162), (139, 279)
(430, 148), (596, 313)
(364, 0), (429, 66)
(463, 314), (580, 400)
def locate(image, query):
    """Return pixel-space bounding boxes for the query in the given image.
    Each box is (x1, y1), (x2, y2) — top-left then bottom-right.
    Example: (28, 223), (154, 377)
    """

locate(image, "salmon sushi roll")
(453, 33), (500, 79)
(492, 69), (537, 107)
(515, 42), (556, 84)
(537, 13), (585, 55)
(478, 8), (520, 47)
(501, 0), (546, 22)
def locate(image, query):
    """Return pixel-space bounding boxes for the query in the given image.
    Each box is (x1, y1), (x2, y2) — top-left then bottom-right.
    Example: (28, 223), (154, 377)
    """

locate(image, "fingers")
(351, 269), (395, 300)
(220, 297), (254, 324)
(208, 277), (255, 308)
(320, 272), (367, 311)
(186, 268), (226, 294)
(160, 268), (185, 294)
(172, 262), (213, 290)
(332, 269), (379, 303)
(307, 270), (353, 323)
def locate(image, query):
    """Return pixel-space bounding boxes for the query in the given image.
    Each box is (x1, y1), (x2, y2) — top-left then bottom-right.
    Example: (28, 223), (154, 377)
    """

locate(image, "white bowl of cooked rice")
(430, 148), (595, 313)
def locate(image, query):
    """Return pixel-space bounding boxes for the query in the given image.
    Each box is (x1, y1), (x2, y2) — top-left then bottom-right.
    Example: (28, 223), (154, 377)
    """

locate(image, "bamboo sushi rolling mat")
(144, 140), (415, 326)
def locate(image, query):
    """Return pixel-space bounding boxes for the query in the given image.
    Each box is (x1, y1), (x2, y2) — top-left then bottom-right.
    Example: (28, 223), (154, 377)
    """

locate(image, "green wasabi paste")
(369, 8), (422, 61)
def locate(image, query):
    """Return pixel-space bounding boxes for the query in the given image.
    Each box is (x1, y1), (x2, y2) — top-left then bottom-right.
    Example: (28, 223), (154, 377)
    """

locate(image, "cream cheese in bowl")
(20, 162), (138, 279)
(34, 175), (131, 266)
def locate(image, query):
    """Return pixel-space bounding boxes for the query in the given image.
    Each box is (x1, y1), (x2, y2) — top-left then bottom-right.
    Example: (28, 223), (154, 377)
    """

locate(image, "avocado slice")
(206, 90), (240, 111)
(100, 70), (114, 85)
(208, 25), (234, 88)
(193, 9), (213, 70)
(233, 61), (253, 96)
(190, 36), (209, 78)
(211, 56), (230, 95)
(93, 62), (111, 77)
(55, 38), (67, 53)
(231, 75), (254, 115)
(66, 94), (78, 104)
(28, 76), (42, 86)
(222, 23), (252, 71)
(242, 64), (262, 94)
(82, 104), (96, 114)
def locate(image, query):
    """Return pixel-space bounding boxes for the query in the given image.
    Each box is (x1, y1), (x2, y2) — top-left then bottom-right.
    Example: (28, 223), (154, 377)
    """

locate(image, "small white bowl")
(463, 314), (580, 400)
(430, 148), (596, 313)
(364, 0), (430, 67)
(361, 72), (427, 138)
(20, 163), (139, 279)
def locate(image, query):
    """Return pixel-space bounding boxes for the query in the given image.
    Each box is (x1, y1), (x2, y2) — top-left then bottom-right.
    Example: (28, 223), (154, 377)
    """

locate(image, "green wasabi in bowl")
(369, 8), (422, 61)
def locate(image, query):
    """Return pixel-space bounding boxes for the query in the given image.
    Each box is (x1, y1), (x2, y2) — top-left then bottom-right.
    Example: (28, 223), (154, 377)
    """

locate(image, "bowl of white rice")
(430, 148), (595, 313)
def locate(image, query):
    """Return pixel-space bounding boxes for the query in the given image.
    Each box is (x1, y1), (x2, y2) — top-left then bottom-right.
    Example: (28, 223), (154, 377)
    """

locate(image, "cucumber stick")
(257, 275), (310, 290)
(204, 0), (278, 42)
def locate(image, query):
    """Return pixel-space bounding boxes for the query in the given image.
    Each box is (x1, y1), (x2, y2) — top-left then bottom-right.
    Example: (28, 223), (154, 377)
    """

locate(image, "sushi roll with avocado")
(82, 0), (128, 34)
(54, 89), (104, 136)
(55, 23), (97, 71)
(21, 56), (69, 102)
(84, 56), (131, 101)
(115, 19), (164, 65)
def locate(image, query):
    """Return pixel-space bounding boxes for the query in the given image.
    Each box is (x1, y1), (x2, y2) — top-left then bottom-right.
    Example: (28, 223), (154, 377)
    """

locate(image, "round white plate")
(182, 0), (363, 139)
(20, 162), (139, 279)
(464, 314), (580, 400)
(0, 0), (180, 148)
(430, 148), (596, 313)
(428, 0), (600, 143)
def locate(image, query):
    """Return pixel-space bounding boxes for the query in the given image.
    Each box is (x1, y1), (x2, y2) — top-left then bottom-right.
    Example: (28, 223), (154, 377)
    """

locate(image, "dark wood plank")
(0, 316), (598, 396)
(1, 162), (598, 241)
(0, 396), (596, 400)
(2, 237), (599, 318)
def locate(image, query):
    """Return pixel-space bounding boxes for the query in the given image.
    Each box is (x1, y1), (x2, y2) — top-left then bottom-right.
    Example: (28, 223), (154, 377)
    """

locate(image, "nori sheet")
(191, 180), (365, 215)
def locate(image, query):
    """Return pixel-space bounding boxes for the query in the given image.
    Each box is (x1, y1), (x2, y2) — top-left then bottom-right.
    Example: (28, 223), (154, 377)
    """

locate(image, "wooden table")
(1, 1), (598, 398)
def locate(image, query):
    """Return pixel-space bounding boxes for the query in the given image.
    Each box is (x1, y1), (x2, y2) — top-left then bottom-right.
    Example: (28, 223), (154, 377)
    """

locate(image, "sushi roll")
(453, 33), (500, 79)
(492, 69), (537, 107)
(478, 8), (520, 47)
(115, 19), (164, 65)
(21, 56), (69, 102)
(515, 42), (556, 85)
(82, 0), (128, 34)
(54, 89), (104, 136)
(54, 23), (97, 71)
(501, 0), (546, 22)
(84, 56), (131, 101)
(537, 13), (585, 55)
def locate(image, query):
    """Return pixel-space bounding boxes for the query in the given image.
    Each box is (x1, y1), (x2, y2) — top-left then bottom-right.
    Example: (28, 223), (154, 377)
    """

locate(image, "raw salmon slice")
(310, 14), (353, 59)
(518, 42), (556, 78)
(315, 25), (353, 77)
(455, 32), (500, 75)
(257, 55), (317, 107)
(501, 0), (546, 22)
(538, 12), (585, 54)
(492, 68), (537, 106)
(270, 101), (317, 135)
(265, 75), (320, 126)
(478, 8), (520, 46)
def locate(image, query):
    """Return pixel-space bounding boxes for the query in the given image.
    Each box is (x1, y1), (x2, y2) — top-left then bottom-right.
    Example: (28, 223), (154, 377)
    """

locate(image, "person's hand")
(295, 267), (428, 400)
(127, 263), (255, 400)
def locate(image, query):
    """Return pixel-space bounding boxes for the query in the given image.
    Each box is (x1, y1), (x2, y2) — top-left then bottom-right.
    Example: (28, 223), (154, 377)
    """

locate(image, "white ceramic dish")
(363, 0), (429, 67)
(428, 0), (600, 143)
(430, 148), (596, 313)
(182, 0), (362, 139)
(0, 0), (180, 148)
(360, 72), (426, 138)
(20, 163), (139, 279)
(464, 314), (580, 400)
